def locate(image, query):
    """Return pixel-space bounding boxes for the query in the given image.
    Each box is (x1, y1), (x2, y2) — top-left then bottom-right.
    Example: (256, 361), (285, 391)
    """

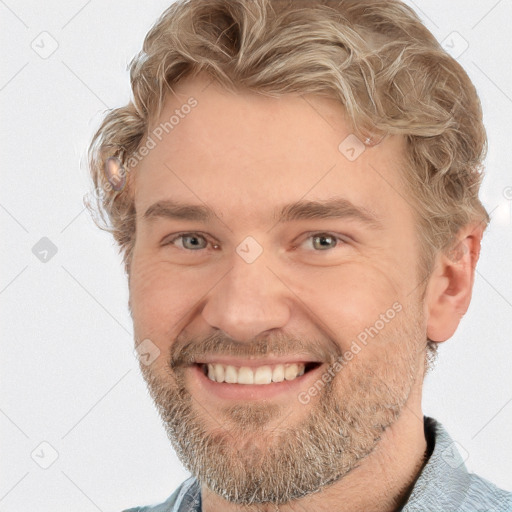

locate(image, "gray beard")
(139, 306), (422, 509)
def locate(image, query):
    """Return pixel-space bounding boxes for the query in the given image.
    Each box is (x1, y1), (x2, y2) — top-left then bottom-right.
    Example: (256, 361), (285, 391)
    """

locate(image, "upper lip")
(193, 356), (321, 368)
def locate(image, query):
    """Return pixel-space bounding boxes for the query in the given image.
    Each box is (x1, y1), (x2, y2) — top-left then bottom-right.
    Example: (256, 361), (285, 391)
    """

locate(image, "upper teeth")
(205, 363), (306, 384)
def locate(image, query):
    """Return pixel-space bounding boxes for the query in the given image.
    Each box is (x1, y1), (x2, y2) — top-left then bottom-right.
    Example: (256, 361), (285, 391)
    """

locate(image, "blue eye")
(164, 233), (210, 251)
(162, 232), (347, 254)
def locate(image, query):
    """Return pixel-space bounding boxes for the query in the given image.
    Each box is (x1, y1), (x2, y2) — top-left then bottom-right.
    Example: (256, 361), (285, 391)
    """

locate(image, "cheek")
(129, 258), (221, 346)
(285, 261), (404, 345)
(130, 261), (188, 337)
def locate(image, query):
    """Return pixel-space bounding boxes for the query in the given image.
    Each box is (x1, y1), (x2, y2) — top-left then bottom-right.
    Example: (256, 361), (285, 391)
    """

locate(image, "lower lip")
(190, 363), (325, 401)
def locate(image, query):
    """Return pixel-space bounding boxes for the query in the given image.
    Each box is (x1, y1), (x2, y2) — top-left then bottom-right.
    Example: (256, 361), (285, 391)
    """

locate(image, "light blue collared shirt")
(123, 417), (512, 512)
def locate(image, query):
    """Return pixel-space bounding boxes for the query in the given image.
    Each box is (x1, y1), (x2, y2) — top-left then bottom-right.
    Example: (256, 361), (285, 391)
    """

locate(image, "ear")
(425, 222), (485, 343)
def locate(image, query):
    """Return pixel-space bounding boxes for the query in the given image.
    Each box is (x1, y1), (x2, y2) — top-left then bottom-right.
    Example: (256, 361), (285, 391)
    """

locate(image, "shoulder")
(461, 472), (512, 512)
(404, 417), (512, 511)
(121, 476), (199, 512)
(430, 417), (512, 511)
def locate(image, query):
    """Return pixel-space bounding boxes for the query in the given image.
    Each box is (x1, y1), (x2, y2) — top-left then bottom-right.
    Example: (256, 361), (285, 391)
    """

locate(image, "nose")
(201, 254), (291, 342)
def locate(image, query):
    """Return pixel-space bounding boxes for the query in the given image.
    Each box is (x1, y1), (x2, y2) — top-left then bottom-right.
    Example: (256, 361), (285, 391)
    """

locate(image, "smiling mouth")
(196, 362), (322, 385)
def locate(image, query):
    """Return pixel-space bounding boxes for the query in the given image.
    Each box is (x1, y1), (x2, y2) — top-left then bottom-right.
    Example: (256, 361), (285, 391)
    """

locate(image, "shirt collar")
(401, 416), (472, 511)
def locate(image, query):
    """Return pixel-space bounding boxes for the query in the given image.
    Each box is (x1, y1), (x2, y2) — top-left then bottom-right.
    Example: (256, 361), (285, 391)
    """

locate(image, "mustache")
(169, 330), (341, 369)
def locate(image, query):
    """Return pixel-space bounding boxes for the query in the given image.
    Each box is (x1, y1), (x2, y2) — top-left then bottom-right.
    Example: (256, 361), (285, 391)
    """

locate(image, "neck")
(202, 383), (428, 512)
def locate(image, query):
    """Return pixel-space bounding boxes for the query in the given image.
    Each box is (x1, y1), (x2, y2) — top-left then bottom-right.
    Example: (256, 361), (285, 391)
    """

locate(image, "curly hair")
(86, 0), (489, 363)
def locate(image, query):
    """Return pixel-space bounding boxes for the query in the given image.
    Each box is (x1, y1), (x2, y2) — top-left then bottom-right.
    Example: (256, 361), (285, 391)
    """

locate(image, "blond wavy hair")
(86, 0), (489, 360)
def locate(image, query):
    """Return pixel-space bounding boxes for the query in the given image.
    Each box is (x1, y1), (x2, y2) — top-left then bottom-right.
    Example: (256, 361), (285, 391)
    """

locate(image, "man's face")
(128, 75), (428, 506)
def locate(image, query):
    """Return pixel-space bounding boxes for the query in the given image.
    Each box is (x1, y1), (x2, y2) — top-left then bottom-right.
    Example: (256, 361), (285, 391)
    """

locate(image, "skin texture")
(127, 73), (483, 512)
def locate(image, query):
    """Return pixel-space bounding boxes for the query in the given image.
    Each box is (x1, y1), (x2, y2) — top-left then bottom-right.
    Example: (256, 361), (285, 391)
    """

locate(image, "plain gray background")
(1, 0), (511, 510)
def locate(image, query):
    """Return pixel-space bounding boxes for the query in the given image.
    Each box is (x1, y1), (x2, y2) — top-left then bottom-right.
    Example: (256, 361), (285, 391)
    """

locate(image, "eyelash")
(162, 232), (348, 253)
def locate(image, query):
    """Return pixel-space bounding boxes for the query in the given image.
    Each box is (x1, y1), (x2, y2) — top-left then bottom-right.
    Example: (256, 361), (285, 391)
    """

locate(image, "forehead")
(133, 75), (410, 227)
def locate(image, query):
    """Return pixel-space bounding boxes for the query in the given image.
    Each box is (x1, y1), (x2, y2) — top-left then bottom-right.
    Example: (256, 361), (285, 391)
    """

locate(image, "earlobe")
(425, 222), (485, 343)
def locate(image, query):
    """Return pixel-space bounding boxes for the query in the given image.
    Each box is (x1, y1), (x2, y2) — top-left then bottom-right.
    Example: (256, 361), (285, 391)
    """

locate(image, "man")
(86, 0), (512, 510)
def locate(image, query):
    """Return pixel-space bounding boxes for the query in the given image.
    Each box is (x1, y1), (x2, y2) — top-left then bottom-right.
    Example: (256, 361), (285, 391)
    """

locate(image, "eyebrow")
(143, 201), (214, 223)
(276, 198), (383, 228)
(142, 197), (383, 229)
